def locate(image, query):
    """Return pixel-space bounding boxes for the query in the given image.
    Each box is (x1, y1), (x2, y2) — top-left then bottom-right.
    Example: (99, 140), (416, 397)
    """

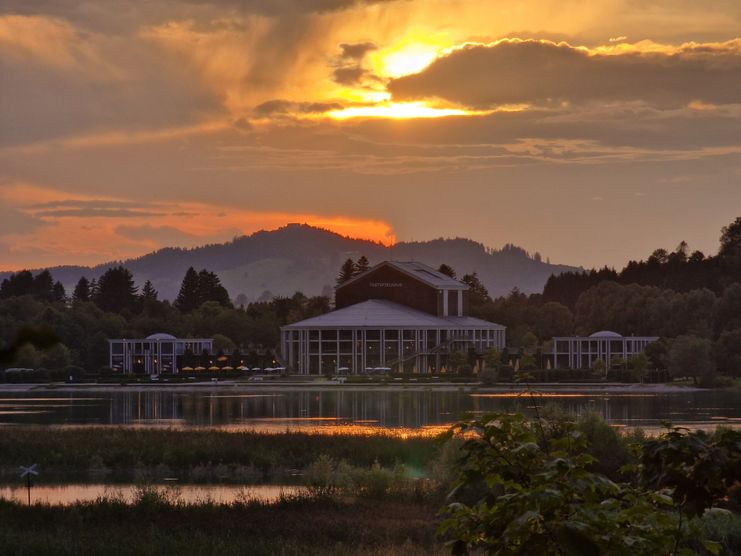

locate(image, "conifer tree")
(175, 267), (200, 312)
(197, 269), (231, 308)
(175, 268), (231, 312)
(355, 256), (370, 275)
(52, 281), (66, 303)
(72, 277), (91, 303)
(31, 270), (55, 300)
(94, 266), (138, 313)
(337, 258), (356, 285)
(141, 280), (158, 301)
(462, 272), (490, 307)
(0, 270), (34, 298)
(89, 278), (98, 299)
(438, 264), (457, 279)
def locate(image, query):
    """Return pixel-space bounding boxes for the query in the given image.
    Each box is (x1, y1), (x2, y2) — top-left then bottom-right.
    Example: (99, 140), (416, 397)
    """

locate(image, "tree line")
(460, 217), (741, 383)
(0, 265), (330, 375)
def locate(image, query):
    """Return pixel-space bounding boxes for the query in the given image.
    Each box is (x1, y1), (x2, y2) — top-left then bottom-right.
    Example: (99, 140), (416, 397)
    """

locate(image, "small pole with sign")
(19, 464), (38, 506)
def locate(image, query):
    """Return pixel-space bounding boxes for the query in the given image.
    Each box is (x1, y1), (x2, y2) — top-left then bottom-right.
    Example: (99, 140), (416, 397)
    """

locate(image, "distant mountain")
(0, 224), (581, 301)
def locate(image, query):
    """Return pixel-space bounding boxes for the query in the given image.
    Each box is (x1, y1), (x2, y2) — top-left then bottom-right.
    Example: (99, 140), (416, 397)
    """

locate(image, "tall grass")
(0, 427), (443, 481)
(0, 491), (440, 555)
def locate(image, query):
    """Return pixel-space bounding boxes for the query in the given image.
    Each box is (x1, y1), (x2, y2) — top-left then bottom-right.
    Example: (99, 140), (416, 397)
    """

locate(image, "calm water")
(0, 483), (301, 506)
(0, 387), (739, 431)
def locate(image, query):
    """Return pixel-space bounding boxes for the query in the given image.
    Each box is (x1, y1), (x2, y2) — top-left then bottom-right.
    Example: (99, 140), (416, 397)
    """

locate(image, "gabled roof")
(282, 299), (504, 330)
(337, 261), (468, 291)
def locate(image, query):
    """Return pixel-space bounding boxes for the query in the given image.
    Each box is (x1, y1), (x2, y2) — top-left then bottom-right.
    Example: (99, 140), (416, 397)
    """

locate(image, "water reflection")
(0, 388), (738, 432)
(0, 483), (301, 506)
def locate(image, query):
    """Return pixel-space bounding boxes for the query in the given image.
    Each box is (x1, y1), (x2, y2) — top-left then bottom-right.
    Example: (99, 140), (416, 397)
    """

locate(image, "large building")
(551, 331), (659, 369)
(108, 333), (214, 374)
(281, 261), (506, 374)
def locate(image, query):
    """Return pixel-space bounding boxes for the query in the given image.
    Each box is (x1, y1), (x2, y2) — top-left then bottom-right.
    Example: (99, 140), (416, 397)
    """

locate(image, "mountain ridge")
(0, 224), (581, 301)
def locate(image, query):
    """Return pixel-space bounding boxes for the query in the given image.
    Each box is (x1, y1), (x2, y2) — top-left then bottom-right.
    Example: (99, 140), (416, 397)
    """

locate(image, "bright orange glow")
(0, 184), (396, 270)
(469, 392), (659, 398)
(368, 31), (449, 79)
(327, 101), (474, 120)
(49, 422), (452, 437)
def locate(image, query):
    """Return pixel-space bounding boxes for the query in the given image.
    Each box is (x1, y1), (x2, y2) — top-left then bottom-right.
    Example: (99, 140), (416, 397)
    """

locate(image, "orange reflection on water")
(0, 484), (302, 506)
(470, 393), (657, 398)
(43, 421), (453, 438)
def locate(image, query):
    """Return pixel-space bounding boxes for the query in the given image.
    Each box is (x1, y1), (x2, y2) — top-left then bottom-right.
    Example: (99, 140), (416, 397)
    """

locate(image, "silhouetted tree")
(0, 270), (34, 299)
(719, 216), (741, 276)
(94, 266), (138, 313)
(197, 269), (231, 308)
(52, 281), (66, 303)
(337, 258), (356, 285)
(175, 267), (231, 312)
(89, 278), (98, 299)
(438, 264), (457, 279)
(31, 270), (54, 300)
(140, 280), (158, 301)
(463, 272), (490, 308)
(72, 277), (91, 303)
(175, 267), (200, 312)
(355, 255), (371, 275)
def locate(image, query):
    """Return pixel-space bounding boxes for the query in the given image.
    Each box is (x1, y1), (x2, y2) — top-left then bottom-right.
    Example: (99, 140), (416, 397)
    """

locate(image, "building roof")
(338, 261), (468, 291)
(146, 333), (177, 340)
(589, 330), (622, 338)
(282, 299), (505, 330)
(553, 332), (660, 341)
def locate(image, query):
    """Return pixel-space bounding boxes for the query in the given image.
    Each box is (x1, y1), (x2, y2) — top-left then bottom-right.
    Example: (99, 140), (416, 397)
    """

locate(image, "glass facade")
(108, 338), (214, 374)
(550, 334), (659, 369)
(281, 327), (506, 375)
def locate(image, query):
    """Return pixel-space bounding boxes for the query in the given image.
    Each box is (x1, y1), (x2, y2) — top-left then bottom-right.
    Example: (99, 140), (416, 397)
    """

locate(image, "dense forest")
(1, 218), (739, 382)
(465, 217), (741, 382)
(0, 265), (330, 377)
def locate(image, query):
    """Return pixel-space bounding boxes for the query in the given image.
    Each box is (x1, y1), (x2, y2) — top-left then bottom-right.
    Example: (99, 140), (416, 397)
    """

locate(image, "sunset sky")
(1, 0), (740, 271)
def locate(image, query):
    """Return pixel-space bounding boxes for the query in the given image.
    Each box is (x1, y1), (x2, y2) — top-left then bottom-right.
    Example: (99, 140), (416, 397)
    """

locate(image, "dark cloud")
(30, 199), (165, 218)
(0, 1), (395, 27)
(0, 40), (222, 147)
(388, 39), (741, 108)
(36, 208), (165, 218)
(332, 66), (367, 85)
(339, 41), (377, 59)
(254, 99), (342, 115)
(332, 42), (379, 85)
(31, 199), (147, 210)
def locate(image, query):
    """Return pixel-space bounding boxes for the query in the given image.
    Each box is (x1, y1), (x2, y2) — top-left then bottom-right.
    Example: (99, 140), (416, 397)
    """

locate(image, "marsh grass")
(0, 489), (440, 555)
(0, 428), (441, 482)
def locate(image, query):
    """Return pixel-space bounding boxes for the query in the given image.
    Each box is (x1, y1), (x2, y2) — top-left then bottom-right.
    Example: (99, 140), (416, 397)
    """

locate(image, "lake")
(0, 386), (739, 432)
(0, 483), (301, 506)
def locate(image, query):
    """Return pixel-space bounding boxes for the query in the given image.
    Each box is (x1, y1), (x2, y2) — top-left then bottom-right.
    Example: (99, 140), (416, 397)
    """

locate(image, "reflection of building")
(551, 331), (659, 369)
(281, 261), (506, 374)
(108, 333), (213, 374)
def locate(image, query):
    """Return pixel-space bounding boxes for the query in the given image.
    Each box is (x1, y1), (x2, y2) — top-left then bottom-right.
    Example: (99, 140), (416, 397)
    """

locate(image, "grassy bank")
(0, 428), (442, 482)
(0, 492), (443, 555)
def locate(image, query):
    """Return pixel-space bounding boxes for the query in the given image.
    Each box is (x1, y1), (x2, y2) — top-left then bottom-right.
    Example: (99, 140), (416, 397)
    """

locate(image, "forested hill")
(0, 224), (580, 301)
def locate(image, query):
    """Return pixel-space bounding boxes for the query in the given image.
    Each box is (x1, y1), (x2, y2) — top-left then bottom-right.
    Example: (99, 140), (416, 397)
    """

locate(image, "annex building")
(108, 333), (214, 374)
(281, 261), (506, 374)
(551, 330), (659, 369)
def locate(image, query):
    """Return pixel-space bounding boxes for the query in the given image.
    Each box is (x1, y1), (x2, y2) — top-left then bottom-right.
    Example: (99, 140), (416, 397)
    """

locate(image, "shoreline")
(0, 381), (708, 394)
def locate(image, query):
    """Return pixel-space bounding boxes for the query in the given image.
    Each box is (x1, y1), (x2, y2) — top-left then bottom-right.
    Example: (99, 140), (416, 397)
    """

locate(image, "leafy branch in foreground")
(439, 412), (738, 555)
